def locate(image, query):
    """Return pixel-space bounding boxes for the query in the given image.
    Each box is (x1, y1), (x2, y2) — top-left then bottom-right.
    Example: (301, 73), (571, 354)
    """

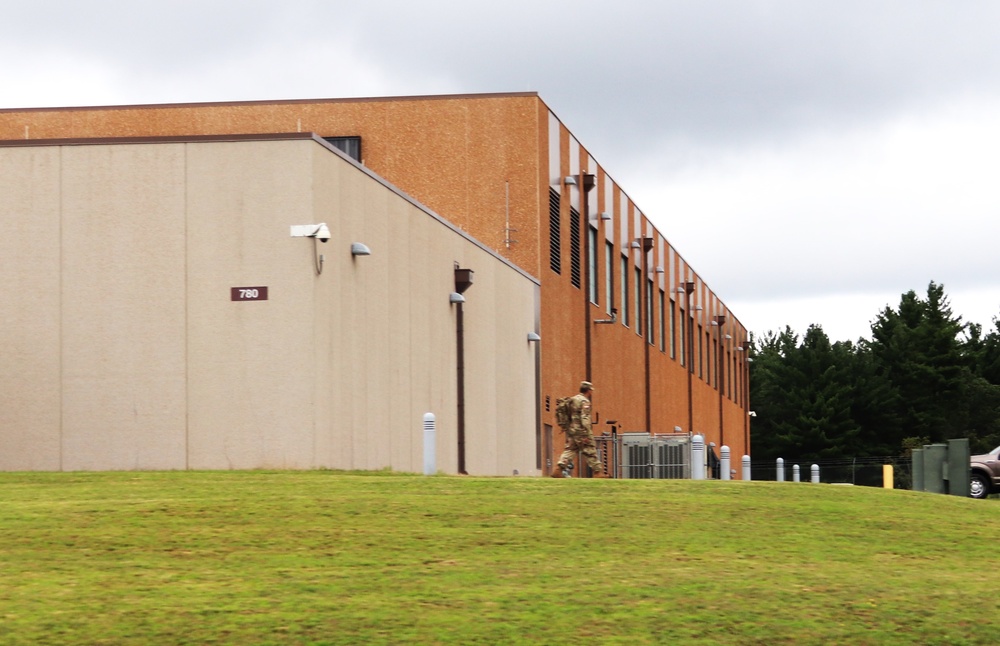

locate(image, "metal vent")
(549, 189), (561, 275)
(569, 207), (581, 288)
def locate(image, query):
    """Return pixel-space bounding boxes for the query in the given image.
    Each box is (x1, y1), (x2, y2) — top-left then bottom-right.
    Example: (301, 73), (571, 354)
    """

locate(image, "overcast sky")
(5, 0), (1000, 343)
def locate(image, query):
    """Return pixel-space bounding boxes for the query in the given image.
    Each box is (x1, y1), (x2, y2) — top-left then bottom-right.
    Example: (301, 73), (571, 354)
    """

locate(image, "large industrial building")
(0, 92), (750, 476)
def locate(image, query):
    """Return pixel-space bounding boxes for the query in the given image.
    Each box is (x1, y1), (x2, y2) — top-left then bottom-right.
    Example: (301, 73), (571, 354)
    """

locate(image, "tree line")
(748, 282), (1000, 462)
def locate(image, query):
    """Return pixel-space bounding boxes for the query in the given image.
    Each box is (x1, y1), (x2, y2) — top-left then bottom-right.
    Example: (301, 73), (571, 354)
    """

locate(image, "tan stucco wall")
(0, 135), (540, 474)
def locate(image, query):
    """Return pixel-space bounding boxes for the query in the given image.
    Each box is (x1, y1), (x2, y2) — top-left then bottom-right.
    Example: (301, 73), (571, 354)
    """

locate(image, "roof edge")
(0, 132), (316, 148)
(0, 91), (541, 114)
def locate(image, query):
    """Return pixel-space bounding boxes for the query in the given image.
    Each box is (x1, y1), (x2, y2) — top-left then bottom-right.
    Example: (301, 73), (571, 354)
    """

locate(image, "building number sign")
(231, 286), (269, 301)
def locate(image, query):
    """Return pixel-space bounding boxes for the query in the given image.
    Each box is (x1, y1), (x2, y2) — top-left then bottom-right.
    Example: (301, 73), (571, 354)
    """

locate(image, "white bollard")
(793, 464), (800, 482)
(423, 413), (436, 475)
(691, 434), (705, 480)
(776, 457), (785, 482)
(720, 446), (731, 480)
(811, 463), (820, 483)
(742, 455), (751, 481)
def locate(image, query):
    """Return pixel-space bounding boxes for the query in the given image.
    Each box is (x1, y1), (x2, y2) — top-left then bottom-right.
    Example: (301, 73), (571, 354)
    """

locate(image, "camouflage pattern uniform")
(556, 392), (603, 473)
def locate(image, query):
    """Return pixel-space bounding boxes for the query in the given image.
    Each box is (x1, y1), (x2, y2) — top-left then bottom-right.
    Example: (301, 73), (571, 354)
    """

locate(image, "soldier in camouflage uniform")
(551, 381), (607, 478)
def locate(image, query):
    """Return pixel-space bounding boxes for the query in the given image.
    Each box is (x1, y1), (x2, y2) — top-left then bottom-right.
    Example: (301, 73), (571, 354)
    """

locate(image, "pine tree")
(870, 282), (979, 444)
(750, 326), (862, 462)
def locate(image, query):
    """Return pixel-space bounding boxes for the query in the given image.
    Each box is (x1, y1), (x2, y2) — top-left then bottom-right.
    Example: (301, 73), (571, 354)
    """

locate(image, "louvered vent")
(569, 207), (581, 288)
(548, 188), (561, 275)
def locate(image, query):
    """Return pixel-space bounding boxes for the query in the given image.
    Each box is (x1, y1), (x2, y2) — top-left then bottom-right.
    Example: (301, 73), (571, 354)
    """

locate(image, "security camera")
(290, 223), (331, 242)
(311, 223), (331, 243)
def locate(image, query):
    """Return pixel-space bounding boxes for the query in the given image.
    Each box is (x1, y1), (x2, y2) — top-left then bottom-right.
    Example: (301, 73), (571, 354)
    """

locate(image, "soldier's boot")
(592, 470), (609, 479)
(550, 464), (565, 478)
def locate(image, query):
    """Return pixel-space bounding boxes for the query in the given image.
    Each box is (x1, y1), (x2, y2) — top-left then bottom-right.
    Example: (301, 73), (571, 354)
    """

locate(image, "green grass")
(1, 471), (996, 645)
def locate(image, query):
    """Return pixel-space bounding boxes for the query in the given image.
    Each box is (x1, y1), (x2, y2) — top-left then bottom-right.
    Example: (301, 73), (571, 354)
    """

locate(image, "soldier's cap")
(580, 381), (594, 391)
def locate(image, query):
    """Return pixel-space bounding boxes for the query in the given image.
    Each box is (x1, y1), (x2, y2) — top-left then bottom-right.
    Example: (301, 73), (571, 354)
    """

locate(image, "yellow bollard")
(883, 464), (894, 489)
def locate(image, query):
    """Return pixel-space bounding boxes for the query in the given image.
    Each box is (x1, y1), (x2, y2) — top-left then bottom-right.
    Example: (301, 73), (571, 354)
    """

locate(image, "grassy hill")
(1, 471), (996, 645)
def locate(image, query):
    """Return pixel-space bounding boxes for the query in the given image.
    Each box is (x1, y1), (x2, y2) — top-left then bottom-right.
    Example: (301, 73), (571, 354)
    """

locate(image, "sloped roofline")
(0, 91), (541, 114)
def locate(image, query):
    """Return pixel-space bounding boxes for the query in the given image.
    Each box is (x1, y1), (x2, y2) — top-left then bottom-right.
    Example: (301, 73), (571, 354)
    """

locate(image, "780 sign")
(231, 286), (268, 301)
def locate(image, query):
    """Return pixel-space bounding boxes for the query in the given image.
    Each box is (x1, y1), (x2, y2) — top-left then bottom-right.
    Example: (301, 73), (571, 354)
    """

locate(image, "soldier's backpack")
(555, 396), (572, 430)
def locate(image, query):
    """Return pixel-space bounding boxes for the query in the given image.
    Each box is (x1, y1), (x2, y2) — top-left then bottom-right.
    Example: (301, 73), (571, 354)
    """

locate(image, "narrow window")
(588, 227), (598, 304)
(703, 328), (709, 380)
(647, 279), (655, 345)
(635, 267), (642, 337)
(621, 255), (629, 327)
(679, 308), (686, 367)
(548, 189), (561, 275)
(712, 338), (719, 389)
(669, 299), (676, 359)
(659, 290), (666, 352)
(726, 352), (736, 401)
(604, 241), (614, 315)
(698, 324), (704, 378)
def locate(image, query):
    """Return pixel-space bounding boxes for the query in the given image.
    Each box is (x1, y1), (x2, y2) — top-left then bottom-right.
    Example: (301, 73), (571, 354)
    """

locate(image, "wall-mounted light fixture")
(291, 223), (331, 275)
(527, 332), (541, 343)
(654, 266), (665, 274)
(598, 212), (612, 221)
(351, 242), (371, 256)
(563, 176), (577, 186)
(629, 241), (641, 249)
(449, 292), (466, 304)
(454, 267), (474, 294)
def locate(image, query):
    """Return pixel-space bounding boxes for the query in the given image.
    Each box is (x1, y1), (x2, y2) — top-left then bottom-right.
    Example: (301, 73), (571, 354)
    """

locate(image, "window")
(732, 354), (738, 402)
(659, 290), (666, 352)
(569, 207), (581, 288)
(323, 136), (362, 162)
(679, 308), (686, 367)
(669, 299), (676, 359)
(549, 189), (561, 275)
(588, 227), (598, 304)
(621, 255), (629, 327)
(647, 279), (655, 345)
(712, 338), (719, 389)
(702, 328), (708, 380)
(635, 267), (642, 337)
(604, 241), (614, 315)
(698, 324), (704, 378)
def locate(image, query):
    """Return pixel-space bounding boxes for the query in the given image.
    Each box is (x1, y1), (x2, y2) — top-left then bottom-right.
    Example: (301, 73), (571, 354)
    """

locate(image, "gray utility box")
(911, 439), (970, 496)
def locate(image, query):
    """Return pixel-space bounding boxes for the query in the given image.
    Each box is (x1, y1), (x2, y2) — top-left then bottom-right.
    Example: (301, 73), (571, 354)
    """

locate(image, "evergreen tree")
(748, 281), (1000, 462)
(848, 340), (903, 455)
(869, 282), (967, 443)
(750, 326), (862, 462)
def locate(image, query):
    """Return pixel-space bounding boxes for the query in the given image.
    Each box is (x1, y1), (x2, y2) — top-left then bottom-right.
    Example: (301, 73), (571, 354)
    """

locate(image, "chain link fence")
(749, 456), (913, 489)
(580, 432), (911, 488)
